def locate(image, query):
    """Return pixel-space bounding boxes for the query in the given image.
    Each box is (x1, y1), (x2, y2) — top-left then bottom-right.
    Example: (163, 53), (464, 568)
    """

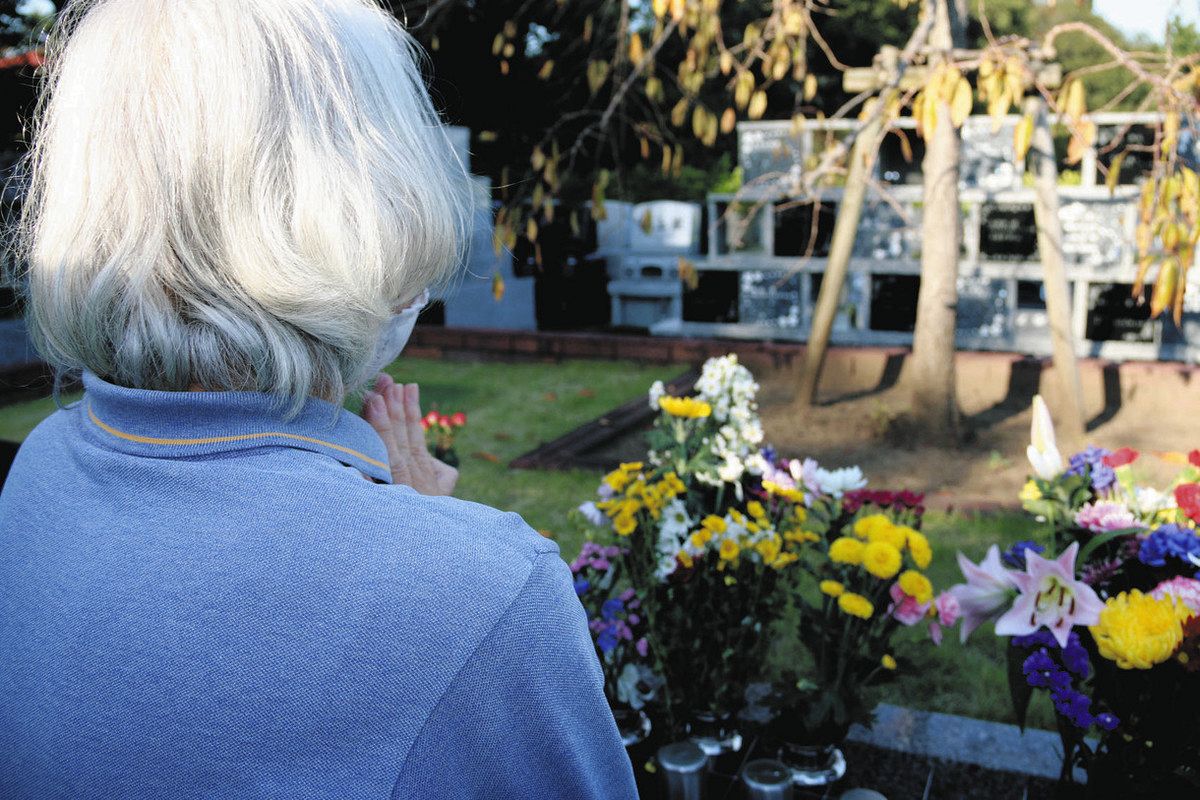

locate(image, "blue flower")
(596, 626), (619, 654)
(1061, 635), (1090, 679)
(1012, 629), (1057, 649)
(1095, 712), (1119, 731)
(1023, 649), (1071, 692)
(1138, 524), (1200, 567)
(601, 598), (625, 622)
(573, 577), (590, 597)
(1067, 446), (1115, 492)
(1001, 540), (1045, 570)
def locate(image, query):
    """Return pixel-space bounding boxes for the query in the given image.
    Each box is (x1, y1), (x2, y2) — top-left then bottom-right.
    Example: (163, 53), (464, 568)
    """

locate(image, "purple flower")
(1138, 524), (1200, 567)
(1051, 685), (1094, 728)
(1096, 712), (1119, 731)
(1023, 649), (1071, 692)
(635, 637), (649, 657)
(1067, 446), (1116, 492)
(619, 587), (637, 602)
(1001, 540), (1044, 570)
(1062, 635), (1090, 679)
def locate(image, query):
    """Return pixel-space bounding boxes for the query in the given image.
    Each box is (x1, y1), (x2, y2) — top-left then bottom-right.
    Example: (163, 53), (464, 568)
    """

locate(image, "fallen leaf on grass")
(542, 392), (558, 402)
(537, 529), (555, 539)
(472, 451), (501, 463)
(493, 432), (513, 441)
(577, 388), (596, 398)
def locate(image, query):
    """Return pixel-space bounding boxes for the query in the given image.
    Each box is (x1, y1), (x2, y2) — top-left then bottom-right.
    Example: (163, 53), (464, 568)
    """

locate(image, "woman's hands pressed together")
(362, 373), (458, 496)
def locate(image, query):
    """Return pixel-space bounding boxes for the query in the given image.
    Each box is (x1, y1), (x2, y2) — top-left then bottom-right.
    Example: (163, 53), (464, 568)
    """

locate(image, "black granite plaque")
(739, 270), (803, 327)
(979, 203), (1038, 262)
(683, 271), (739, 323)
(773, 201), (835, 257)
(1085, 283), (1156, 343)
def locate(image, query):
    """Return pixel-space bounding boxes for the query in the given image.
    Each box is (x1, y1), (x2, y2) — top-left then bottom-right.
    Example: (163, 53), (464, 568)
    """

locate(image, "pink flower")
(947, 545), (1019, 642)
(994, 542), (1106, 648)
(1150, 576), (1200, 614)
(889, 582), (931, 626)
(1074, 501), (1141, 533)
(929, 592), (961, 646)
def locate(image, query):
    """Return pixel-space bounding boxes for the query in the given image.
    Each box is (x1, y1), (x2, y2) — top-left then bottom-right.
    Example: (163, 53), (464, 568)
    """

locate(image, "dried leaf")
(629, 33), (644, 64)
(491, 270), (506, 302)
(748, 90), (767, 120)
(538, 60), (554, 80)
(472, 451), (501, 463)
(640, 209), (653, 234)
(1150, 256), (1180, 317)
(1013, 114), (1034, 164)
(720, 107), (736, 134)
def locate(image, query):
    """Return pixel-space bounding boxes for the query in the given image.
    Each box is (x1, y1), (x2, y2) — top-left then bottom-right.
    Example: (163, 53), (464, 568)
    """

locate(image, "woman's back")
(0, 374), (637, 798)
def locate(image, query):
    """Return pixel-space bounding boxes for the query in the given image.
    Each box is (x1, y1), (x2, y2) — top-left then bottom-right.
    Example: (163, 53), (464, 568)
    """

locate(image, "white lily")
(1026, 395), (1063, 480)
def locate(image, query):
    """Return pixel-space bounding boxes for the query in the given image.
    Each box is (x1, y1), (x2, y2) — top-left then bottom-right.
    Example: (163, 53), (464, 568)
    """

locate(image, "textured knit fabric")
(0, 372), (638, 800)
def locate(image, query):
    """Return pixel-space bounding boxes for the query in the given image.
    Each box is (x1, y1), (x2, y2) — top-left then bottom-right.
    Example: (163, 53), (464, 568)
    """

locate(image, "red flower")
(1190, 450), (1200, 468)
(1175, 483), (1200, 524)
(449, 412), (467, 427)
(1102, 447), (1139, 468)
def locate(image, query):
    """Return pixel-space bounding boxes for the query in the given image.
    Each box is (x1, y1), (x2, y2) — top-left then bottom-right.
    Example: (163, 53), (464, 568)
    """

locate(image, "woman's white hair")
(16, 0), (472, 410)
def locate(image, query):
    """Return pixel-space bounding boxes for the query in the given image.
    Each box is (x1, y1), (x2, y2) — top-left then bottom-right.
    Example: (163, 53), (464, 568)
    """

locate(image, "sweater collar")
(79, 371), (392, 483)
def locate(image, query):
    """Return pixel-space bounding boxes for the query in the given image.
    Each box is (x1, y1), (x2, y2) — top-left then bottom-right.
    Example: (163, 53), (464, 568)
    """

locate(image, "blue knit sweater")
(0, 372), (638, 799)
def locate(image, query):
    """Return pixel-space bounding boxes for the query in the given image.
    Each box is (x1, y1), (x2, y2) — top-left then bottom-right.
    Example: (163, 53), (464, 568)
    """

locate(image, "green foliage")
(610, 152), (740, 202)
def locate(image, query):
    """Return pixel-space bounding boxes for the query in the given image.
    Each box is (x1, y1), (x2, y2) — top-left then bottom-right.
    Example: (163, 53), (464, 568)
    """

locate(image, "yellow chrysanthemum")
(1090, 590), (1191, 670)
(866, 522), (908, 551)
(728, 509), (748, 526)
(678, 551), (694, 569)
(659, 396), (712, 418)
(853, 514), (892, 540)
(898, 570), (934, 604)
(772, 552), (799, 569)
(755, 536), (782, 563)
(784, 530), (821, 544)
(820, 580), (845, 597)
(906, 530), (933, 569)
(1019, 480), (1042, 502)
(701, 515), (727, 534)
(881, 654), (897, 670)
(689, 531), (711, 549)
(838, 592), (874, 619)
(603, 470), (631, 493)
(862, 541), (902, 580)
(763, 480), (806, 503)
(614, 513), (637, 536)
(661, 472), (687, 496)
(619, 461), (644, 473)
(719, 538), (740, 561)
(747, 500), (767, 521)
(829, 537), (865, 565)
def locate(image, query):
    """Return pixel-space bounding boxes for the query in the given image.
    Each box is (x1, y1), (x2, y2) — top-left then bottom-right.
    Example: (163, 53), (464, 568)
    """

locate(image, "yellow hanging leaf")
(1013, 114), (1034, 164)
(629, 33), (644, 64)
(720, 107), (736, 134)
(531, 147), (545, 171)
(670, 0), (685, 22)
(641, 210), (653, 233)
(661, 144), (672, 175)
(1063, 78), (1086, 121)
(804, 73), (818, 102)
(1150, 256), (1180, 317)
(645, 76), (663, 103)
(538, 60), (555, 80)
(950, 77), (972, 128)
(491, 33), (505, 56)
(897, 130), (913, 164)
(1106, 152), (1126, 195)
(748, 90), (768, 120)
(640, 137), (651, 159)
(479, 130), (498, 142)
(678, 257), (699, 290)
(719, 51), (733, 75)
(671, 99), (689, 127)
(525, 217), (538, 243)
(583, 15), (594, 43)
(652, 0), (669, 18)
(491, 271), (506, 302)
(921, 94), (939, 141)
(1164, 111), (1181, 155)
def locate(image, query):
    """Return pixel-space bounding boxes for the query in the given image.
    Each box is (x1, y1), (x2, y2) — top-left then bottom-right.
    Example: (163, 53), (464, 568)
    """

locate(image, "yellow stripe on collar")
(87, 403), (390, 471)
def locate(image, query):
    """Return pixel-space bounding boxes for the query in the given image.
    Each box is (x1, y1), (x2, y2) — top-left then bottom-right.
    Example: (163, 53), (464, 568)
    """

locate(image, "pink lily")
(994, 542), (1105, 648)
(947, 545), (1019, 643)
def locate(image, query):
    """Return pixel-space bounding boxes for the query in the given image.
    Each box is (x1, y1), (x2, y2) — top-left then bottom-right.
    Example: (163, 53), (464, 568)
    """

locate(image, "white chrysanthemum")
(648, 380), (666, 412)
(815, 466), (867, 498)
(578, 501), (605, 526)
(658, 499), (694, 544)
(655, 552), (679, 581)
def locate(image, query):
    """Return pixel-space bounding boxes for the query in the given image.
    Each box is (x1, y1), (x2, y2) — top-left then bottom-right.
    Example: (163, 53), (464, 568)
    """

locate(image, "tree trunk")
(795, 113), (886, 407)
(906, 0), (966, 445)
(1027, 95), (1087, 441)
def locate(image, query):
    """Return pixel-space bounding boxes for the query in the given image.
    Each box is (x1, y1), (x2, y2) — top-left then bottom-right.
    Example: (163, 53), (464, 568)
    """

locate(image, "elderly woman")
(0, 1), (637, 798)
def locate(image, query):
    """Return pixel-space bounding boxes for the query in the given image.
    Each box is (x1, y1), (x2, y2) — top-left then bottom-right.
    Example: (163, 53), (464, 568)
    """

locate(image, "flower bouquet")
(746, 463), (948, 782)
(571, 355), (944, 778)
(420, 410), (466, 466)
(950, 395), (1200, 797)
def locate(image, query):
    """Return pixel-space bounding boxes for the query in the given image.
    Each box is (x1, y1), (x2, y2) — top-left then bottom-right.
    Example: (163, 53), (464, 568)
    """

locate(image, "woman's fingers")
(402, 384), (429, 462)
(363, 391), (408, 486)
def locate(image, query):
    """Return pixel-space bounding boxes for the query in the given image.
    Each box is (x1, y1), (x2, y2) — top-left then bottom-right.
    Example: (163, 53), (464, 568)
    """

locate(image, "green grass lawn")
(0, 356), (1054, 729)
